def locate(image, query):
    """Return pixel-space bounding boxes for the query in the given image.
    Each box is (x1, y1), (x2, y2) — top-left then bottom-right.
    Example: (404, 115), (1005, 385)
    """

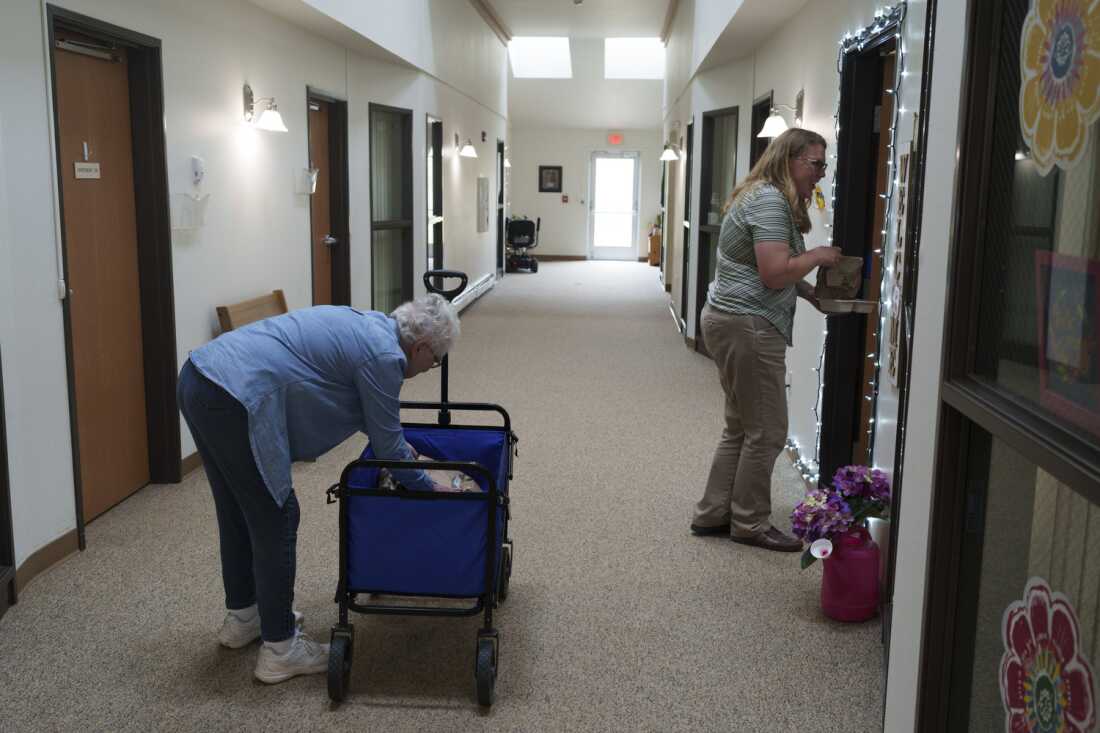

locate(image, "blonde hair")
(725, 128), (827, 234)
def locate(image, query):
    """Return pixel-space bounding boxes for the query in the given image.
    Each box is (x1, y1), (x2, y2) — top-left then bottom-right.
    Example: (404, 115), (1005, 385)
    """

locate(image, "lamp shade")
(459, 140), (478, 158)
(659, 145), (679, 162)
(503, 158), (512, 168)
(757, 112), (788, 138)
(255, 107), (288, 133)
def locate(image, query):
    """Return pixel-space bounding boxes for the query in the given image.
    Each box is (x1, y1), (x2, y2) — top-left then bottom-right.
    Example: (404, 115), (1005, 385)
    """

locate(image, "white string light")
(786, 2), (908, 486)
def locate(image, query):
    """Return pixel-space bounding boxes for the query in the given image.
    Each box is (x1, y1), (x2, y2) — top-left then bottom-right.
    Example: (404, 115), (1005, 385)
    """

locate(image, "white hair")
(391, 293), (460, 356)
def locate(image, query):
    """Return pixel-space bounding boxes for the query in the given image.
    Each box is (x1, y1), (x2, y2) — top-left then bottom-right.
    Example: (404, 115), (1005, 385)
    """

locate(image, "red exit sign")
(607, 132), (624, 145)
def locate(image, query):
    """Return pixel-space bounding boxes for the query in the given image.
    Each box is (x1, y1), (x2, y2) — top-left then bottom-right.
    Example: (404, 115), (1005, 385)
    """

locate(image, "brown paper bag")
(815, 256), (863, 300)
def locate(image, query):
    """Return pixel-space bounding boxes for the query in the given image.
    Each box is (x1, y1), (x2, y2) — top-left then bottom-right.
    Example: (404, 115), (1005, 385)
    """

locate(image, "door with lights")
(588, 151), (640, 261)
(820, 37), (898, 481)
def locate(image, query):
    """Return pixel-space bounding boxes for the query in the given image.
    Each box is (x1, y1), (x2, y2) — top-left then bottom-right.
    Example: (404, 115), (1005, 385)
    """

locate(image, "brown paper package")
(814, 255), (863, 300)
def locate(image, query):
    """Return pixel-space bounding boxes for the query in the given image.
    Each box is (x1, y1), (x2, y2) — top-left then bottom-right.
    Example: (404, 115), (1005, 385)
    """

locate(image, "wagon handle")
(423, 270), (468, 302)
(422, 270), (468, 426)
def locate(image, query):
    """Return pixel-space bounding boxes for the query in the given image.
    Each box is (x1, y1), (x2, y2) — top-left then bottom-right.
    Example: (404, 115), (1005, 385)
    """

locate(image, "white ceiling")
(699, 0), (812, 70)
(507, 37), (663, 130)
(487, 0), (671, 39)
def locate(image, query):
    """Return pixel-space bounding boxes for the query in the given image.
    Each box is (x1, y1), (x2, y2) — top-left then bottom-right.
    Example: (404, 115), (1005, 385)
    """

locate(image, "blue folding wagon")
(324, 271), (517, 707)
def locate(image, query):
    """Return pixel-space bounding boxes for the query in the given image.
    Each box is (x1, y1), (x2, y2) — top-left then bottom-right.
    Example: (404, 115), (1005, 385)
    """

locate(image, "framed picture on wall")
(1035, 250), (1100, 438)
(538, 165), (562, 193)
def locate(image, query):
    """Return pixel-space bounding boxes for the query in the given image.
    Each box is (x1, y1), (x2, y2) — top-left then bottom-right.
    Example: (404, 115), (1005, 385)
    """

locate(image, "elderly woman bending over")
(177, 293), (459, 684)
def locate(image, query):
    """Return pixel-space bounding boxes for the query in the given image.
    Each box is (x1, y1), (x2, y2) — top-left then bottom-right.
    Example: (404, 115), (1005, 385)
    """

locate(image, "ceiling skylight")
(604, 38), (664, 79)
(508, 37), (573, 79)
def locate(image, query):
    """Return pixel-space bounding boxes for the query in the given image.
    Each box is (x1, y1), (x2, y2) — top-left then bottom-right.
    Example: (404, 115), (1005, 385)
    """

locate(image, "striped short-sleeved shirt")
(706, 183), (806, 345)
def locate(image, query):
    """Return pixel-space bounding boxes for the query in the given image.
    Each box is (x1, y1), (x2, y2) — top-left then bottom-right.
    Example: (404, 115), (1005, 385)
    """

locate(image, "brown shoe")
(690, 522), (731, 536)
(730, 527), (803, 553)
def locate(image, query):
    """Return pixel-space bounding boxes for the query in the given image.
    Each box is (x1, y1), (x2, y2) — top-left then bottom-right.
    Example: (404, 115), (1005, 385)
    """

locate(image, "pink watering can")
(820, 526), (880, 622)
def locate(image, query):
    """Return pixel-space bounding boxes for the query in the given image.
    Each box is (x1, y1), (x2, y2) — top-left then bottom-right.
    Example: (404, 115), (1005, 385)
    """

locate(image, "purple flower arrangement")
(791, 465), (891, 568)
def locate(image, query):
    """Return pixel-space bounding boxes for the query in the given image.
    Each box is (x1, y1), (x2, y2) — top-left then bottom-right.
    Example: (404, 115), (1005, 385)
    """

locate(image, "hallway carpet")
(0, 261), (882, 731)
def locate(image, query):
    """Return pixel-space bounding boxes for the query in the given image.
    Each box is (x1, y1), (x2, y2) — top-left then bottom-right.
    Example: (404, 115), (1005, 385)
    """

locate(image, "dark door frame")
(368, 102), (414, 309)
(818, 24), (900, 486)
(680, 117), (694, 329)
(47, 6), (180, 549)
(749, 91), (773, 169)
(0, 346), (16, 617)
(695, 105), (740, 357)
(496, 139), (505, 277)
(426, 116), (444, 288)
(306, 88), (351, 306)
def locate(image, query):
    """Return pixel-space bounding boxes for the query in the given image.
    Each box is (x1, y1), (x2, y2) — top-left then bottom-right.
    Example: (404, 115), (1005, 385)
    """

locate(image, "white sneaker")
(218, 609), (304, 649)
(253, 631), (330, 684)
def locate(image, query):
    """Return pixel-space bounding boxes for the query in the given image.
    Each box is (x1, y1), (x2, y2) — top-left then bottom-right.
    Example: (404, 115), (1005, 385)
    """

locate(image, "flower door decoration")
(1019, 0), (1100, 175)
(999, 578), (1096, 732)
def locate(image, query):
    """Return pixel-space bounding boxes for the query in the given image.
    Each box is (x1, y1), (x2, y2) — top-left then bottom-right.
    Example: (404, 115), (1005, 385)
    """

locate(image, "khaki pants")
(693, 306), (788, 537)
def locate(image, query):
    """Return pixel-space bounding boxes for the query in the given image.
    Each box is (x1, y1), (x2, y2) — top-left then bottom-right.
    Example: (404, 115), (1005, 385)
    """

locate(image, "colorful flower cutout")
(1000, 578), (1096, 732)
(809, 538), (833, 559)
(1019, 0), (1100, 175)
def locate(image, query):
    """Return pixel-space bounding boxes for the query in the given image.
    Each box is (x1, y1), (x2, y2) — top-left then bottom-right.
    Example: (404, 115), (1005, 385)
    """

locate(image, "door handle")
(322, 235), (338, 247)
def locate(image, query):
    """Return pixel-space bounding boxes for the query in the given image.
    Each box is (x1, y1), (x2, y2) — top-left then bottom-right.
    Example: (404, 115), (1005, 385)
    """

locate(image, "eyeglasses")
(797, 156), (828, 172)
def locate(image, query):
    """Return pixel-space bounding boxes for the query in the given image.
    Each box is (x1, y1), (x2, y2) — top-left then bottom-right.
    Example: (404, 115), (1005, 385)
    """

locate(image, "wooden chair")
(216, 289), (288, 333)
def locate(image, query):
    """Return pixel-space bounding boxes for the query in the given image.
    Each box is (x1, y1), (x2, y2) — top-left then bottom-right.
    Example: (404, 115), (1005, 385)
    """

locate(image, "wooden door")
(54, 38), (149, 521)
(309, 99), (334, 305)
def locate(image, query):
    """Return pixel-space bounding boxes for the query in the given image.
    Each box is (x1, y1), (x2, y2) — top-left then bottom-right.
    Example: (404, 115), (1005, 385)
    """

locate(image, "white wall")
(509, 128), (663, 259)
(300, 0), (507, 117)
(508, 39), (663, 130)
(0, 0), (506, 569)
(0, 1), (79, 568)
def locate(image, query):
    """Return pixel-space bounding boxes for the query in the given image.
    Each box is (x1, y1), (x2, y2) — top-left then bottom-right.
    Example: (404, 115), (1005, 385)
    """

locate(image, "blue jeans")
(177, 360), (299, 642)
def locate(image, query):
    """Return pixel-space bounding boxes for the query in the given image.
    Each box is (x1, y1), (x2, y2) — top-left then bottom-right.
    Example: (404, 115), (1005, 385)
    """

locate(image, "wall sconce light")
(757, 110), (790, 138)
(503, 158), (512, 168)
(659, 144), (681, 162)
(458, 139), (478, 158)
(243, 83), (288, 132)
(757, 90), (804, 138)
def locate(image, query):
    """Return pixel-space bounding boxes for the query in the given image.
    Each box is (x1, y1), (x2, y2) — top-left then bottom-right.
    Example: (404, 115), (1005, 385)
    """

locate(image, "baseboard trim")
(15, 528), (79, 595)
(684, 335), (696, 350)
(0, 566), (15, 616)
(637, 256), (648, 262)
(182, 451), (202, 477)
(452, 273), (495, 312)
(534, 255), (587, 261)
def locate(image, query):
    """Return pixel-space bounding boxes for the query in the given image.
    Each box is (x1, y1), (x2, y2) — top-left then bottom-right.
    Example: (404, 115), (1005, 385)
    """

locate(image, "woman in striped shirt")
(690, 128), (842, 552)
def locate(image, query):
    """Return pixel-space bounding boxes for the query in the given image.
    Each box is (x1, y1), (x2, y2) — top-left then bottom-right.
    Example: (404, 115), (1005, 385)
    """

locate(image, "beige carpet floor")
(0, 261), (883, 731)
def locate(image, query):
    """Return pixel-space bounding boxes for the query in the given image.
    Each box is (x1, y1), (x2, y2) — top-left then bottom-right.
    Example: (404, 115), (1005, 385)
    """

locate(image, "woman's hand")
(811, 246), (843, 267)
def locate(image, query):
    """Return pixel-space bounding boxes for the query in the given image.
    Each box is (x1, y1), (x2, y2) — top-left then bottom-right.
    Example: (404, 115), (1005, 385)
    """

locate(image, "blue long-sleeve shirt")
(188, 306), (433, 506)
